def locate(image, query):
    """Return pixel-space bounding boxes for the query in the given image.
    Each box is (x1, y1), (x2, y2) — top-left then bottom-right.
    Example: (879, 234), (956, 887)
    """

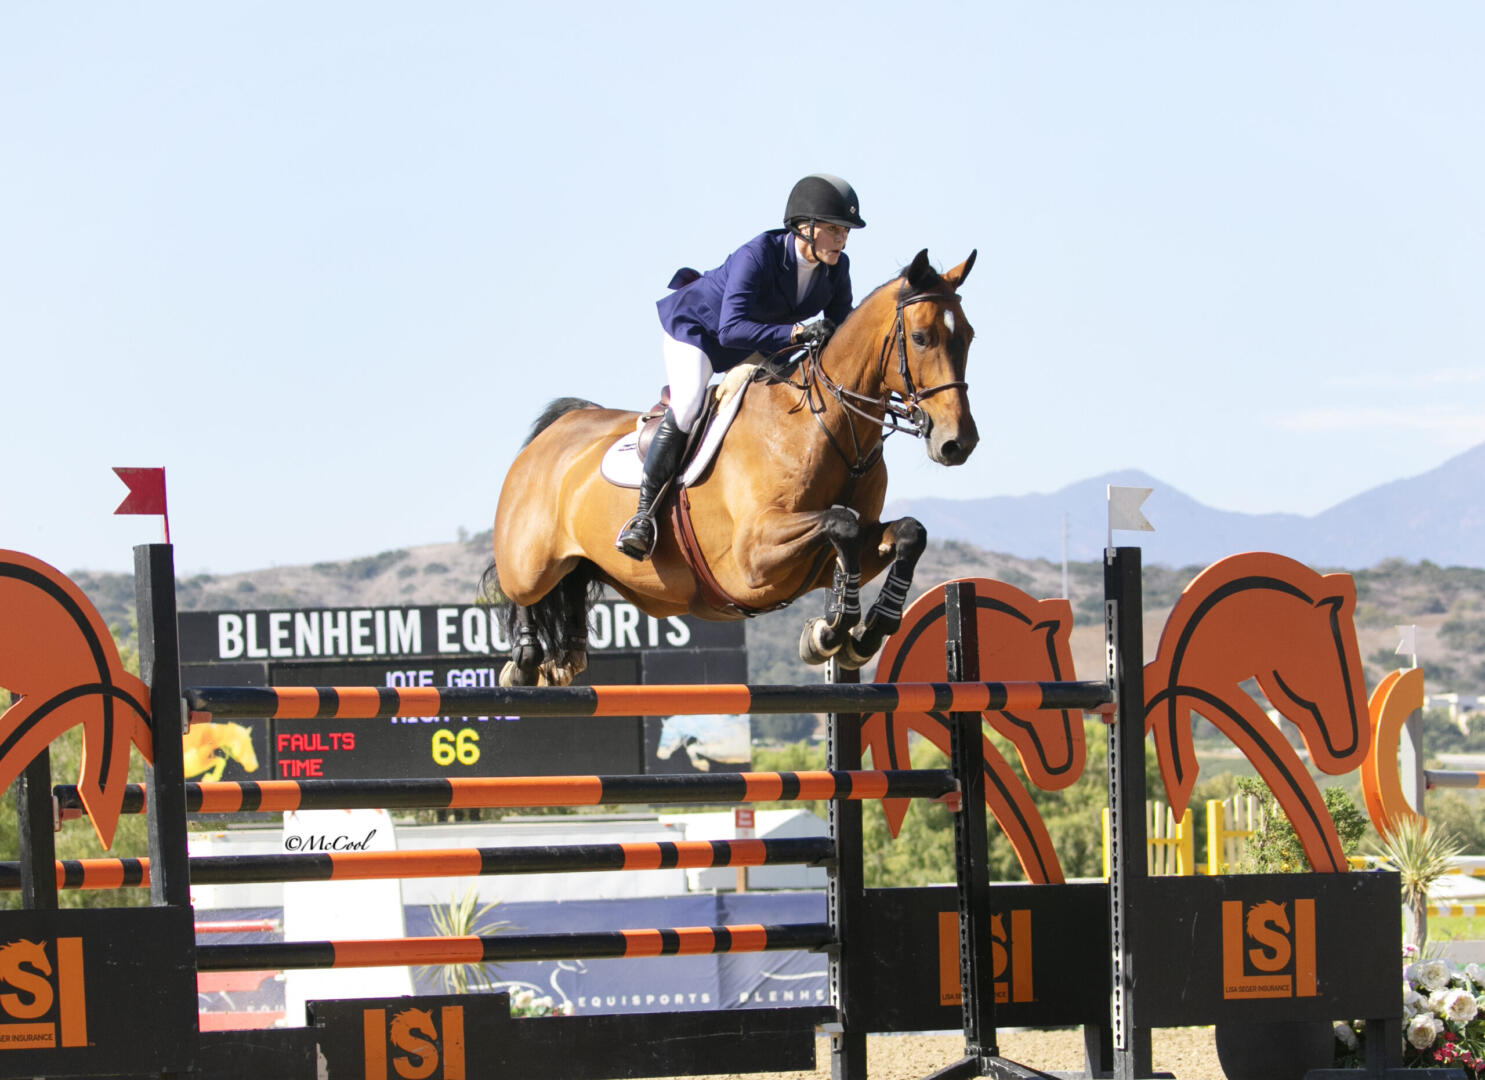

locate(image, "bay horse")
(490, 249), (979, 686)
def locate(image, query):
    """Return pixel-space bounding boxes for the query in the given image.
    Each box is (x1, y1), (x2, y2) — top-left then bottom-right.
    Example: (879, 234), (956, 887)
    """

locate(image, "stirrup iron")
(615, 512), (658, 560)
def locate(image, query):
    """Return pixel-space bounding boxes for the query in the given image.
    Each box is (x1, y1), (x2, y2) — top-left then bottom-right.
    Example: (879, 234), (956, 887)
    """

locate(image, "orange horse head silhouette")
(0, 551), (154, 849)
(389, 1006), (440, 1080)
(1143, 552), (1368, 873)
(864, 578), (1084, 884)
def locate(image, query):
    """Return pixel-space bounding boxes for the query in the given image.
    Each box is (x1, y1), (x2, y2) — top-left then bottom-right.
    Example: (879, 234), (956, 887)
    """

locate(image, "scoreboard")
(179, 601), (748, 784)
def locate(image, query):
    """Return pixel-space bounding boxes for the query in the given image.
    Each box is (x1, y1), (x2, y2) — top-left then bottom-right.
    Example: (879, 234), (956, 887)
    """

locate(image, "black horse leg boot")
(616, 410), (687, 560)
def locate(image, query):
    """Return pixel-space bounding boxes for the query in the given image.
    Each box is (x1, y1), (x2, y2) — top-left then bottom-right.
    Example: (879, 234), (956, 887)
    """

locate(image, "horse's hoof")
(799, 618), (842, 665)
(500, 660), (544, 687)
(538, 661), (575, 687)
(834, 633), (876, 671)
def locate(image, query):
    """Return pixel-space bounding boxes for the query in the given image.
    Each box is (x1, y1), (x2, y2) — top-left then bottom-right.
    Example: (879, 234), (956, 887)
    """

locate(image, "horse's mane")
(837, 257), (952, 333)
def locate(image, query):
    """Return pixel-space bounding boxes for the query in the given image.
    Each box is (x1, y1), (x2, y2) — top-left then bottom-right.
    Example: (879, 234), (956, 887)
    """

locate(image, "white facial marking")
(943, 310), (956, 335)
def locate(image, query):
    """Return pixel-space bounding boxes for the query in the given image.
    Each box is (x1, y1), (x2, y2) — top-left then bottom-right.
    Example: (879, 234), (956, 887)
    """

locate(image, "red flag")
(113, 467), (170, 542)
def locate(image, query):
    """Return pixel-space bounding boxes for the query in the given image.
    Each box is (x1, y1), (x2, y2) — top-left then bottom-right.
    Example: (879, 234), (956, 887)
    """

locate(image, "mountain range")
(884, 441), (1485, 570)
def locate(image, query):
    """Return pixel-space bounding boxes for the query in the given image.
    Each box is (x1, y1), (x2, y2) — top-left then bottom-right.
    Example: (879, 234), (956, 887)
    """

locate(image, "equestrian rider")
(615, 173), (866, 560)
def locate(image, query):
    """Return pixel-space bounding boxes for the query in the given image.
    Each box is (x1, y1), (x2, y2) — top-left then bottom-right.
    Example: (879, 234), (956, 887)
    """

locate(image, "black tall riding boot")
(615, 410), (688, 560)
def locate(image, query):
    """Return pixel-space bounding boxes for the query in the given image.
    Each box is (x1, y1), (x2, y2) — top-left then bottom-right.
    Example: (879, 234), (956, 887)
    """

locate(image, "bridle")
(878, 285), (970, 434)
(774, 285), (968, 476)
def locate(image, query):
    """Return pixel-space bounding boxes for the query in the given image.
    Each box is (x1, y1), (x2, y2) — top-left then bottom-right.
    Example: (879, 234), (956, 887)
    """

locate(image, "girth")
(668, 489), (833, 619)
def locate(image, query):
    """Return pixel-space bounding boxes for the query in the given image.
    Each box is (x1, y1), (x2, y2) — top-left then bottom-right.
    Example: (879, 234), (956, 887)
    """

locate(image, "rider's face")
(799, 222), (849, 266)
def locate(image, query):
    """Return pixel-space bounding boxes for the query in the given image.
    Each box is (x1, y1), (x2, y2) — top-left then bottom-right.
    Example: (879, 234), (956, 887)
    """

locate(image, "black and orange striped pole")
(184, 679), (1112, 722)
(197, 922), (834, 972)
(56, 768), (956, 818)
(0, 837), (834, 892)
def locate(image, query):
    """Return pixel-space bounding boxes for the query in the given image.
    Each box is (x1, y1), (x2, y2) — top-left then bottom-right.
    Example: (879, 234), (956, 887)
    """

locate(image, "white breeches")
(662, 333), (713, 433)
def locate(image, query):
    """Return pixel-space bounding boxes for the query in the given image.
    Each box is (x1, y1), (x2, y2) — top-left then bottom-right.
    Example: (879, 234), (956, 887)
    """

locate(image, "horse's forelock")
(901, 249), (943, 294)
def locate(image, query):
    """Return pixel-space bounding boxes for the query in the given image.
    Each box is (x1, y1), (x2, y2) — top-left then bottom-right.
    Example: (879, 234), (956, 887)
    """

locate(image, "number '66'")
(431, 728), (480, 766)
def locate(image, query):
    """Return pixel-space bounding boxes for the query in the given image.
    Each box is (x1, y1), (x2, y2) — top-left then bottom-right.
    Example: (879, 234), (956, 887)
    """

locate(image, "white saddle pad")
(600, 365), (756, 489)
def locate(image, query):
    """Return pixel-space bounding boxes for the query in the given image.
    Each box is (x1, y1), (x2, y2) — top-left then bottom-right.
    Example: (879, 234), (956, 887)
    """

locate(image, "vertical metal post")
(135, 543), (192, 909)
(827, 658), (867, 1080)
(1105, 547), (1153, 1080)
(1399, 710), (1426, 817)
(15, 751), (59, 910)
(1366, 1015), (1402, 1076)
(946, 582), (996, 1069)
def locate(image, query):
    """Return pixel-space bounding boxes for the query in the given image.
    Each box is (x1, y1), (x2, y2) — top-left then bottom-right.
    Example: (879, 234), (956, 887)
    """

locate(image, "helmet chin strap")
(791, 219), (820, 264)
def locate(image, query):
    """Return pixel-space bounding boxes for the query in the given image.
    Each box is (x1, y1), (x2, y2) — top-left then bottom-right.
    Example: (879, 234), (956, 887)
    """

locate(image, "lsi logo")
(0, 938), (88, 1051)
(938, 909), (1033, 1006)
(1221, 899), (1317, 1000)
(363, 1005), (465, 1080)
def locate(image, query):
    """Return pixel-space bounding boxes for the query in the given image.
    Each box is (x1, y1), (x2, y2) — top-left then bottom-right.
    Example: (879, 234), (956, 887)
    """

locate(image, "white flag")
(1108, 486), (1155, 533)
(1396, 625), (1417, 657)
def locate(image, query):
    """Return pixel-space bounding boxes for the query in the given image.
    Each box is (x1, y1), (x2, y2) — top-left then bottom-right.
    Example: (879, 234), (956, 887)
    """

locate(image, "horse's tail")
(482, 555), (603, 661)
(484, 396), (607, 659)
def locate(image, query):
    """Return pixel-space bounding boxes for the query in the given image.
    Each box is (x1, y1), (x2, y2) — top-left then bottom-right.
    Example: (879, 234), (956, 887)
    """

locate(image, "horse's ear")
(905, 249), (937, 291)
(943, 250), (977, 290)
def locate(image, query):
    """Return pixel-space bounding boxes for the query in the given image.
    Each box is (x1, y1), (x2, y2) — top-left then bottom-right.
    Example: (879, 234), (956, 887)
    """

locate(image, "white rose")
(535, 996), (553, 1011)
(1414, 959), (1454, 992)
(1404, 989), (1427, 1019)
(512, 989), (535, 1008)
(1468, 963), (1485, 987)
(1334, 1022), (1359, 1051)
(1444, 988), (1479, 1024)
(1407, 1013), (1441, 1050)
(1428, 988), (1450, 1015)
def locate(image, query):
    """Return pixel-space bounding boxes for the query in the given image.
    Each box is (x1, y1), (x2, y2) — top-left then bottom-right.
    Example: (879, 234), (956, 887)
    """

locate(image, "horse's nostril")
(941, 441), (961, 463)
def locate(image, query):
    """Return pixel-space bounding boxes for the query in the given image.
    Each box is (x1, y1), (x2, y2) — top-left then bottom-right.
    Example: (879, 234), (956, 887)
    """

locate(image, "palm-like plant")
(1373, 815), (1464, 951)
(421, 886), (509, 994)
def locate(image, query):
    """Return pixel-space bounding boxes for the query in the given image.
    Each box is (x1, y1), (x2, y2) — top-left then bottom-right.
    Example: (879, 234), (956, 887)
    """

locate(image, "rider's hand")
(793, 317), (836, 348)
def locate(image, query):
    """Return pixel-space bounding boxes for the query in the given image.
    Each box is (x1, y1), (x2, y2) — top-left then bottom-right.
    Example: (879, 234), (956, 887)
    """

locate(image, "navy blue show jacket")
(656, 229), (853, 372)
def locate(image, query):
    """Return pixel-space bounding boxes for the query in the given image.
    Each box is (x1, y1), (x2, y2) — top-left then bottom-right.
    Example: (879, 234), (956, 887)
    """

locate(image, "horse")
(862, 578), (1085, 884)
(0, 550), (154, 850)
(1142, 552), (1369, 873)
(182, 720), (260, 781)
(489, 249), (979, 686)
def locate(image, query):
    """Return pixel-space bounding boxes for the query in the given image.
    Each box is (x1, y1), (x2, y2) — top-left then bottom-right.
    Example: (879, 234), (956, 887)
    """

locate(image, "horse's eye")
(910, 331), (927, 347)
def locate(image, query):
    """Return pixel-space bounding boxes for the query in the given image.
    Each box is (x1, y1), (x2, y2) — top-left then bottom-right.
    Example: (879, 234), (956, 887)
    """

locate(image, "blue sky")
(3, 3), (1481, 574)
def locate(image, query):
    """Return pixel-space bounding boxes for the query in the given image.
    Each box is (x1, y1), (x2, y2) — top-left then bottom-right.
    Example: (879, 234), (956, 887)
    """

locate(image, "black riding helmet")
(784, 173), (866, 231)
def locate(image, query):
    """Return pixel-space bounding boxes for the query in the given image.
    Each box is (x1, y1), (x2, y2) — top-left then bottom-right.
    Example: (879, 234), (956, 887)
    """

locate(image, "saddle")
(601, 364), (791, 617)
(598, 364), (757, 490)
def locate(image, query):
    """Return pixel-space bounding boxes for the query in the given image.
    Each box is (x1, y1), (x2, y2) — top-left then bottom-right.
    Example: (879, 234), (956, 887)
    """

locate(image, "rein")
(773, 286), (967, 476)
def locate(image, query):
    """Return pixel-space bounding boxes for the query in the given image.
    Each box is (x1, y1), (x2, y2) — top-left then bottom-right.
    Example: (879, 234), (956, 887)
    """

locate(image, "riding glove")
(794, 317), (837, 349)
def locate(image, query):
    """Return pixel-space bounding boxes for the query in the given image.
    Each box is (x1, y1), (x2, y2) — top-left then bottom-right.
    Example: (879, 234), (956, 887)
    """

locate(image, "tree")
(1232, 777), (1370, 874)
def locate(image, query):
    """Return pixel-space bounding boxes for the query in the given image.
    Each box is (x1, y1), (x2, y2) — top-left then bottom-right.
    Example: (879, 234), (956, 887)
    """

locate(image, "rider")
(615, 173), (866, 560)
